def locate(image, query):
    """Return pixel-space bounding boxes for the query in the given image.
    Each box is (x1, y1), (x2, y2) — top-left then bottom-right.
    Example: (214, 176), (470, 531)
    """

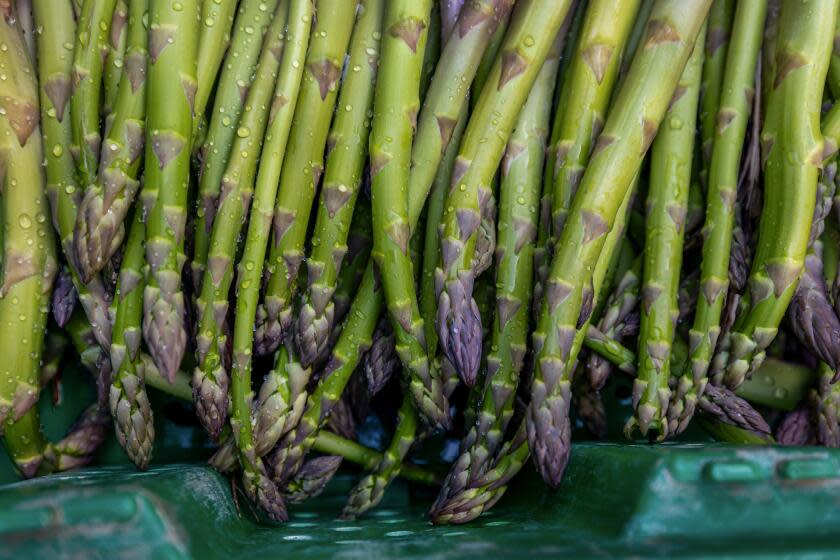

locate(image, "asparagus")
(542, 0), (641, 299)
(333, 199), (374, 324)
(828, 8), (840, 99)
(527, 0), (710, 486)
(789, 244), (840, 372)
(141, 0), (199, 382)
(52, 268), (77, 328)
(193, 0), (238, 138)
(363, 319), (400, 395)
(698, 0), (734, 189)
(368, 0), (452, 429)
(70, 0), (118, 186)
(226, 0), (316, 521)
(193, 0), (289, 440)
(102, 0), (128, 116)
(284, 455), (343, 504)
(191, 0), (280, 290)
(437, 38), (561, 509)
(296, 0), (384, 367)
(256, 0), (355, 355)
(776, 403), (815, 446)
(814, 362), (840, 447)
(680, 1), (766, 426)
(587, 257), (642, 390)
(436, 0), (573, 387)
(713, 0), (838, 390)
(326, 396), (356, 441)
(0, 15), (55, 475)
(74, 0), (149, 282)
(340, 393), (419, 518)
(209, 343), (311, 473)
(34, 0), (113, 351)
(630, 24), (704, 440)
(109, 207), (154, 469)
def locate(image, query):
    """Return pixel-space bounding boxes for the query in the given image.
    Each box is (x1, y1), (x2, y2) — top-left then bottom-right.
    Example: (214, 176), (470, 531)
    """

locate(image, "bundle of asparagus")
(5, 0), (840, 526)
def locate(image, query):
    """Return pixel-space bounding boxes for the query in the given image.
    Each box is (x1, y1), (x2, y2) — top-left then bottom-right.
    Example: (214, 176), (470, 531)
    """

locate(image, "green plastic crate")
(2, 363), (839, 558)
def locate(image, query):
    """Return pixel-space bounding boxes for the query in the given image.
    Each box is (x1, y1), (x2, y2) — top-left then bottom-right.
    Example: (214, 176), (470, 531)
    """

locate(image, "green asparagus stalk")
(296, 0), (384, 367)
(102, 0), (127, 116)
(713, 0), (838, 390)
(70, 0), (118, 186)
(469, 4), (511, 111)
(193, 0), (289, 440)
(527, 0), (710, 486)
(680, 1), (766, 426)
(0, 16), (55, 476)
(542, 0), (641, 292)
(191, 0), (280, 290)
(109, 206), (153, 469)
(255, 0), (355, 355)
(631, 23), (705, 440)
(369, 0), (451, 428)
(828, 8), (840, 100)
(34, 0), (113, 350)
(760, 0), (781, 109)
(814, 362), (840, 447)
(587, 257), (642, 389)
(141, 0), (199, 382)
(74, 0), (149, 282)
(194, 0), (238, 137)
(340, 393), (419, 518)
(698, 0), (734, 189)
(332, 199), (374, 325)
(210, 343), (311, 473)
(437, 39), (562, 511)
(226, 0), (316, 521)
(436, 0), (573, 386)
(270, 0), (541, 487)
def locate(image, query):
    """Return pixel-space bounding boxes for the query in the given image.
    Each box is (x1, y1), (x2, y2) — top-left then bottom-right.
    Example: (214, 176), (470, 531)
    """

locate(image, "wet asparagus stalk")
(527, 0), (711, 487)
(255, 0), (355, 355)
(297, 0), (384, 367)
(682, 0), (766, 415)
(712, 0), (838, 391)
(436, 0), (573, 387)
(191, 0), (280, 291)
(35, 0), (114, 351)
(630, 22), (705, 440)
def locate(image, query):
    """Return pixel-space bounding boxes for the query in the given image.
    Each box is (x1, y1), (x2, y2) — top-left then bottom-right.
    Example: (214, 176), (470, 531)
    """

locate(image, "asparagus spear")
(194, 0), (238, 137)
(225, 0), (316, 521)
(296, 0), (384, 367)
(255, 0), (355, 355)
(109, 208), (153, 469)
(340, 393), (419, 518)
(74, 0), (149, 282)
(141, 0), (199, 382)
(368, 0), (450, 428)
(814, 362), (840, 447)
(34, 0), (114, 350)
(333, 199), (374, 325)
(630, 23), (705, 440)
(587, 257), (642, 390)
(713, 0), (838, 390)
(102, 0), (128, 116)
(0, 14), (55, 475)
(436, 0), (573, 387)
(828, 8), (840, 100)
(191, 0), (280, 290)
(70, 0), (118, 186)
(192, 0), (290, 440)
(698, 0), (734, 190)
(363, 318), (400, 396)
(527, 0), (710, 486)
(679, 1), (766, 426)
(542, 0), (641, 294)
(284, 455), (343, 504)
(438, 37), (562, 509)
